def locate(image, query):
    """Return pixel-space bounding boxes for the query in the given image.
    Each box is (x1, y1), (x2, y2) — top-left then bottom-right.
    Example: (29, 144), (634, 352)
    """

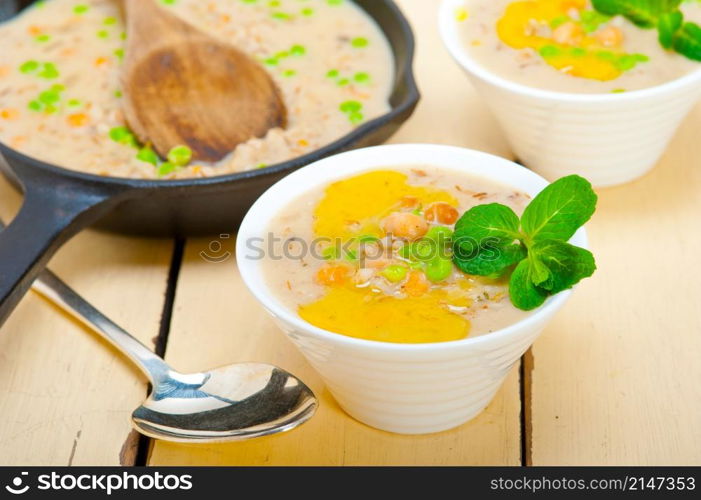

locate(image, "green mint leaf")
(672, 22), (701, 60)
(659, 11), (684, 48)
(529, 240), (597, 294)
(453, 203), (521, 243)
(529, 255), (553, 288)
(509, 260), (548, 311)
(452, 240), (526, 276)
(520, 175), (597, 242)
(592, 0), (681, 28)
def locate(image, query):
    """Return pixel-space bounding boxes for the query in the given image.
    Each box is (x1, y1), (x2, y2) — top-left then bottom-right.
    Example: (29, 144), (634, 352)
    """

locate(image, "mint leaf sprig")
(452, 175), (598, 311)
(592, 0), (701, 61)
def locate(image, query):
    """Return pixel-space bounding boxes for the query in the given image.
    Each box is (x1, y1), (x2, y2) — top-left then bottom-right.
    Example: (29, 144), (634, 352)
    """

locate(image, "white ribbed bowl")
(439, 0), (701, 188)
(237, 144), (587, 434)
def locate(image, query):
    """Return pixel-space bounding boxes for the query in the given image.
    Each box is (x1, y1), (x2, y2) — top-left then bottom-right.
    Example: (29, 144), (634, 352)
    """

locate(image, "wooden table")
(1, 0), (700, 466)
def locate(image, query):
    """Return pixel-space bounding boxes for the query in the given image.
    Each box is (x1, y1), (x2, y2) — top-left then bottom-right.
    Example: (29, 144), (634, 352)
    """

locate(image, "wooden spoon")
(121, 0), (286, 163)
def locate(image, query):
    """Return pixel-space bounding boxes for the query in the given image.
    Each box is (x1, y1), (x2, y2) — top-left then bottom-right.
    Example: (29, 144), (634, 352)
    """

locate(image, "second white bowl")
(439, 0), (701, 187)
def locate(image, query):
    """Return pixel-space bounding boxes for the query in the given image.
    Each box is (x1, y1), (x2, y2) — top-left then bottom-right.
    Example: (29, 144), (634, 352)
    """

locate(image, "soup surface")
(0, 0), (393, 179)
(457, 0), (701, 93)
(264, 167), (532, 344)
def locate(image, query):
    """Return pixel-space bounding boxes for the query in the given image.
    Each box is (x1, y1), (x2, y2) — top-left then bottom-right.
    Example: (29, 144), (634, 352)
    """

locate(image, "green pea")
(327, 0), (343, 5)
(337, 78), (350, 86)
(354, 72), (370, 83)
(301, 7), (314, 16)
(539, 45), (561, 58)
(348, 112), (364, 124)
(264, 57), (279, 66)
(425, 226), (453, 242)
(282, 69), (297, 77)
(381, 265), (408, 283)
(358, 234), (380, 244)
(68, 98), (82, 107)
(326, 69), (339, 78)
(157, 162), (177, 177)
(114, 49), (125, 60)
(271, 12), (291, 20)
(73, 5), (89, 15)
(97, 30), (109, 39)
(351, 37), (368, 48)
(38, 90), (60, 104)
(290, 44), (306, 56)
(109, 126), (132, 142)
(167, 145), (193, 166)
(104, 16), (117, 25)
(340, 100), (362, 113)
(322, 246), (339, 260)
(38, 62), (59, 79)
(35, 34), (51, 43)
(425, 258), (453, 283)
(136, 147), (160, 166)
(400, 240), (435, 262)
(20, 60), (40, 74)
(549, 16), (569, 29)
(28, 100), (42, 111)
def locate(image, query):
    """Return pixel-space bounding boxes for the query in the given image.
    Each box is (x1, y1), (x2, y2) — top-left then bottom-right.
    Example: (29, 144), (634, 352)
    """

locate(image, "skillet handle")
(0, 173), (125, 328)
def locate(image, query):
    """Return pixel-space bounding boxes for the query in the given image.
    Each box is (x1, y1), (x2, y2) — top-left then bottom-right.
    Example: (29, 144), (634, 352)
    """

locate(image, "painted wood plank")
(528, 104), (701, 465)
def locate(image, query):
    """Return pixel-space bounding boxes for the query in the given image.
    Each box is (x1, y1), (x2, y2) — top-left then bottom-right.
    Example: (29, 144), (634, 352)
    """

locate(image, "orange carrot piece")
(0, 109), (20, 121)
(316, 266), (350, 286)
(67, 113), (90, 127)
(403, 270), (429, 297)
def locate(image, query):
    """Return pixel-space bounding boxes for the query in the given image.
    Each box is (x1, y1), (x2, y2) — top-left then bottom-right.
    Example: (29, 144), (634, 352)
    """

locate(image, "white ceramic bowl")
(237, 144), (588, 434)
(439, 0), (701, 187)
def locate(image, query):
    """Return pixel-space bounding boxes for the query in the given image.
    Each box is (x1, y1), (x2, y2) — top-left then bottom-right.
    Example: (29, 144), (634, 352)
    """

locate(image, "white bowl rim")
(438, 0), (701, 103)
(237, 144), (588, 353)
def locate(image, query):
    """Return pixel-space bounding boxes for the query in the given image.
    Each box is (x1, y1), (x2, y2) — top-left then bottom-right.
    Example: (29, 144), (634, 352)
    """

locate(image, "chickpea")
(382, 212), (428, 241)
(595, 26), (624, 48)
(425, 202), (459, 225)
(552, 21), (583, 46)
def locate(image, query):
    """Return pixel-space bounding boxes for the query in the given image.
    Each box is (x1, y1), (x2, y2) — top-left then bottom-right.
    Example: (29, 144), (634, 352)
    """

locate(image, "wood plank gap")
(520, 348), (534, 466)
(134, 237), (186, 466)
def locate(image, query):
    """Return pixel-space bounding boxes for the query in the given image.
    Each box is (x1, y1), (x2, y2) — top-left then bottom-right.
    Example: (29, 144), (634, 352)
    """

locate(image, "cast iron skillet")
(0, 0), (419, 326)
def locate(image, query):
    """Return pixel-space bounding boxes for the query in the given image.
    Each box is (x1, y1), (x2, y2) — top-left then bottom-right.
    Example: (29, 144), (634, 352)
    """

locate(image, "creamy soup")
(264, 167), (532, 344)
(0, 0), (393, 179)
(457, 0), (701, 93)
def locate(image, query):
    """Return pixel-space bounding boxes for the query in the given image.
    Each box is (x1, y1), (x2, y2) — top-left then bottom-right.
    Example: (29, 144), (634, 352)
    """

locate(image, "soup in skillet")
(0, 0), (393, 178)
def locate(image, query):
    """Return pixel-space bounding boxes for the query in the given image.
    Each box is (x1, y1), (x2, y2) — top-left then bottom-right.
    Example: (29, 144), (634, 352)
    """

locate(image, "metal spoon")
(0, 222), (316, 443)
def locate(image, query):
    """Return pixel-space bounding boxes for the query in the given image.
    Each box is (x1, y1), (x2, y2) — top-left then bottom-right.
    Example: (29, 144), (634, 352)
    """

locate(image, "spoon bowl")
(132, 364), (316, 442)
